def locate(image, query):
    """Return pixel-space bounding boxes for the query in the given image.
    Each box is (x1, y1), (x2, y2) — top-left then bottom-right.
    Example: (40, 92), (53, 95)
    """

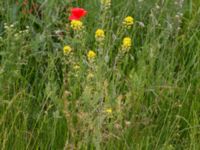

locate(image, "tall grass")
(0, 0), (200, 149)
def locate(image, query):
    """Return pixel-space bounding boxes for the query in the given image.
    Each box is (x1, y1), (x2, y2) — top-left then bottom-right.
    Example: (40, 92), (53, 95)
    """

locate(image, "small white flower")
(10, 24), (14, 28)
(24, 29), (29, 33)
(14, 33), (19, 37)
(138, 21), (145, 27)
(155, 4), (160, 9)
(4, 25), (9, 29)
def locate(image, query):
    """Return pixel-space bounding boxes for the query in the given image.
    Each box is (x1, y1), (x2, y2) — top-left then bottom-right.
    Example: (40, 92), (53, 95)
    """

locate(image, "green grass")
(0, 0), (200, 149)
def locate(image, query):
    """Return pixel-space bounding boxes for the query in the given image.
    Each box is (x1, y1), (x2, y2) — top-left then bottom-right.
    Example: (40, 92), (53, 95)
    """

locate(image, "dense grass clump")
(0, 0), (200, 149)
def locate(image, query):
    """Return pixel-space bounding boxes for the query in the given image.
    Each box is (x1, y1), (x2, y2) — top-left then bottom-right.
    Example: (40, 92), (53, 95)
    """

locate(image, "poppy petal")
(69, 7), (87, 20)
(69, 15), (80, 20)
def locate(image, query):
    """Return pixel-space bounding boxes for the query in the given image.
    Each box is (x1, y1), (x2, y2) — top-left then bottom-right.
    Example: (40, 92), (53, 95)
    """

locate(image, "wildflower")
(14, 33), (19, 38)
(95, 29), (105, 42)
(70, 20), (83, 31)
(122, 37), (132, 52)
(4, 23), (9, 30)
(101, 0), (111, 8)
(87, 72), (94, 79)
(123, 16), (134, 29)
(69, 8), (87, 21)
(73, 65), (80, 70)
(4, 23), (16, 31)
(10, 24), (15, 28)
(63, 45), (72, 55)
(87, 50), (96, 60)
(105, 108), (112, 114)
(24, 29), (29, 33)
(138, 21), (145, 28)
(125, 121), (131, 126)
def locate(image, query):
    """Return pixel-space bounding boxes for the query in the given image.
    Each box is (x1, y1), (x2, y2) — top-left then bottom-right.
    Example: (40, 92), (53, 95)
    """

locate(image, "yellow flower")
(63, 45), (72, 55)
(105, 108), (112, 114)
(95, 29), (105, 42)
(73, 65), (80, 70)
(122, 37), (132, 52)
(87, 72), (94, 79)
(87, 50), (96, 60)
(70, 20), (83, 31)
(123, 16), (134, 28)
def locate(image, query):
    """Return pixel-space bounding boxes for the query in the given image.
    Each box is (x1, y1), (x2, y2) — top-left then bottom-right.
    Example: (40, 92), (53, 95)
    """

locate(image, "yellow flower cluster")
(63, 45), (72, 55)
(70, 20), (83, 31)
(123, 16), (134, 29)
(105, 108), (112, 114)
(122, 37), (132, 52)
(95, 29), (105, 42)
(87, 50), (96, 60)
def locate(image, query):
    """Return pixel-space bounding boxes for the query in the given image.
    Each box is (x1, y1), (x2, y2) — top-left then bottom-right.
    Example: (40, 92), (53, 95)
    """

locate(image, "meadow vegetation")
(0, 0), (200, 149)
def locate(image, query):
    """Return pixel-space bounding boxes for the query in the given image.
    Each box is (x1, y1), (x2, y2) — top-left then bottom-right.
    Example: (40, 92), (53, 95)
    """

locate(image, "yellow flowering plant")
(63, 45), (72, 55)
(95, 29), (105, 42)
(105, 108), (112, 114)
(61, 5), (135, 142)
(123, 16), (134, 29)
(122, 37), (132, 52)
(87, 50), (96, 60)
(70, 20), (84, 31)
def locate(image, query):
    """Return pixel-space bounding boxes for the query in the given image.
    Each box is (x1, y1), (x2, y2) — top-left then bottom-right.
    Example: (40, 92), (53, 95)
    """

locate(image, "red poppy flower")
(69, 8), (87, 20)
